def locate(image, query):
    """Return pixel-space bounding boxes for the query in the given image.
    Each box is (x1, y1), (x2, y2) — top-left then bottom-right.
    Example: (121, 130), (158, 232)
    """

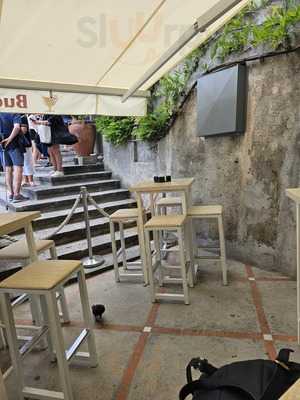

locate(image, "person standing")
(21, 115), (35, 187)
(0, 112), (28, 202)
(33, 114), (64, 177)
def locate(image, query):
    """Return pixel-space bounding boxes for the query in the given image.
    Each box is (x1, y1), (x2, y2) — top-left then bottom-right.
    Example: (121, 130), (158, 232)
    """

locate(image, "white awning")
(0, 0), (249, 115)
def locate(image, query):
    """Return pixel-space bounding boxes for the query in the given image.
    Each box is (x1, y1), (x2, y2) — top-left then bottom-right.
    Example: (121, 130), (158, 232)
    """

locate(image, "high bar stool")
(188, 205), (227, 285)
(110, 208), (148, 284)
(0, 259), (98, 400)
(0, 238), (70, 323)
(144, 215), (194, 305)
(156, 197), (183, 215)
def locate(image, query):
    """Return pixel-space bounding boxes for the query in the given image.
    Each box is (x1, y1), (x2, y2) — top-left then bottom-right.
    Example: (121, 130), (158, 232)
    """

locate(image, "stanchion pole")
(80, 186), (105, 269)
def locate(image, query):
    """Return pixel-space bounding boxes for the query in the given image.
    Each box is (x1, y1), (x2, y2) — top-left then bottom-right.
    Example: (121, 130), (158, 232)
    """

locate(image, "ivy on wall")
(96, 0), (300, 146)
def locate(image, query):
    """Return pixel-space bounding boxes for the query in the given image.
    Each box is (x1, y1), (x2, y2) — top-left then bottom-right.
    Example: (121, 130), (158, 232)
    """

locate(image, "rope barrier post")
(80, 186), (105, 269)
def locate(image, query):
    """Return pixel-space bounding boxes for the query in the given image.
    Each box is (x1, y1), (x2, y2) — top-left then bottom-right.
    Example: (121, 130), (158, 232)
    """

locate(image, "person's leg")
(23, 148), (35, 186)
(53, 145), (63, 172)
(1, 150), (13, 198)
(48, 146), (57, 171)
(13, 166), (23, 196)
(8, 148), (24, 198)
(5, 166), (13, 197)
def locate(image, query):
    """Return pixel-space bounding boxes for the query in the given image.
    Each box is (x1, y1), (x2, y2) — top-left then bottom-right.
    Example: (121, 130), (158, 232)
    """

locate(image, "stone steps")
(0, 188), (131, 212)
(21, 179), (121, 200)
(57, 227), (138, 260)
(0, 151), (140, 274)
(35, 170), (112, 185)
(30, 198), (137, 230)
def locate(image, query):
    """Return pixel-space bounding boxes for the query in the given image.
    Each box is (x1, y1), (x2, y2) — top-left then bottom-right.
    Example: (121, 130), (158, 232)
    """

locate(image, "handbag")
(56, 129), (78, 145)
(37, 124), (52, 144)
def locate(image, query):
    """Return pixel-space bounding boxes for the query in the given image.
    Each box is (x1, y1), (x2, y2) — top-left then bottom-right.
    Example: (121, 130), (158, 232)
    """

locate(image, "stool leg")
(40, 295), (56, 362)
(110, 220), (120, 282)
(137, 220), (149, 285)
(178, 228), (190, 305)
(0, 301), (7, 349)
(0, 368), (8, 400)
(119, 222), (128, 270)
(77, 267), (98, 367)
(145, 229), (156, 303)
(1, 293), (25, 399)
(218, 215), (228, 286)
(50, 245), (70, 323)
(158, 229), (164, 287)
(46, 291), (74, 400)
(186, 220), (195, 288)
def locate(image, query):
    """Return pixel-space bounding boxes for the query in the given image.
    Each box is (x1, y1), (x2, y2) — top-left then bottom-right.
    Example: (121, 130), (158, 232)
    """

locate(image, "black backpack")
(179, 349), (300, 400)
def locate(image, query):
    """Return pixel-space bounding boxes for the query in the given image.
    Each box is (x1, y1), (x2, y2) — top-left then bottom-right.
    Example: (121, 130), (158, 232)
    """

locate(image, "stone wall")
(103, 51), (300, 277)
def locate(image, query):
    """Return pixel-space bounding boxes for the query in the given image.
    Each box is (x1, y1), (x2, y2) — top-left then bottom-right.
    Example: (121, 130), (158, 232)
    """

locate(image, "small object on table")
(92, 304), (106, 322)
(158, 176), (165, 183)
(153, 176), (159, 183)
(166, 175), (171, 182)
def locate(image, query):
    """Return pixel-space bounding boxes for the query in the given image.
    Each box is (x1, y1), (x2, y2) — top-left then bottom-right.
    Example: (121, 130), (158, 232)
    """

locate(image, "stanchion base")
(82, 256), (105, 269)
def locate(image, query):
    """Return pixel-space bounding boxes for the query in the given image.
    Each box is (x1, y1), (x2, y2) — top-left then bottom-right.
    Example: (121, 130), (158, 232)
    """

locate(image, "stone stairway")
(0, 149), (140, 275)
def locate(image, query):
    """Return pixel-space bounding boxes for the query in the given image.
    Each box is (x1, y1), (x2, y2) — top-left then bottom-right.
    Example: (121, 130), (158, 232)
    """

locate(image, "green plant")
(97, 1), (300, 146)
(95, 116), (135, 146)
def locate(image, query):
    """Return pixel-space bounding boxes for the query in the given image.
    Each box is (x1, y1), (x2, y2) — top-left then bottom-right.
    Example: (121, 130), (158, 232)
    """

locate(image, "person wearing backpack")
(0, 112), (29, 202)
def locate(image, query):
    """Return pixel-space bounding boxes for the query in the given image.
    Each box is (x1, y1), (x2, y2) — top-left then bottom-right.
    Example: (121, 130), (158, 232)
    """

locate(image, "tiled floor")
(1, 259), (299, 400)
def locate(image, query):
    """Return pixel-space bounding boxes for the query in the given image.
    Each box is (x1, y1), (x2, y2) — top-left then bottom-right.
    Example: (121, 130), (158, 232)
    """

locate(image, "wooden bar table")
(286, 188), (300, 344)
(130, 178), (195, 282)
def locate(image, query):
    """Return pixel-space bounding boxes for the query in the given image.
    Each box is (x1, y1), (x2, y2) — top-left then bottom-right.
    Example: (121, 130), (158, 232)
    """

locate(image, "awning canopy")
(0, 0), (249, 116)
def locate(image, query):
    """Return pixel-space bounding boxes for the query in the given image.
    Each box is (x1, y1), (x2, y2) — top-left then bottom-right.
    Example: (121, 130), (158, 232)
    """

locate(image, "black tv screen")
(197, 64), (247, 137)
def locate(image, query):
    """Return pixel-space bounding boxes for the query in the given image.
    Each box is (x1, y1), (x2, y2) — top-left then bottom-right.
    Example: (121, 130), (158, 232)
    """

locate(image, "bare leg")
(13, 166), (23, 196)
(48, 146), (57, 171)
(32, 142), (41, 164)
(5, 166), (13, 196)
(52, 145), (63, 172)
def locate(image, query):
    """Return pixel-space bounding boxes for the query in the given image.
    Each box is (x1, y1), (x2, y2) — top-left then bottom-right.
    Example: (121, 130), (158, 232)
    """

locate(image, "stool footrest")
(66, 328), (89, 362)
(20, 326), (49, 358)
(155, 293), (184, 301)
(195, 255), (220, 260)
(23, 386), (64, 399)
(119, 272), (144, 278)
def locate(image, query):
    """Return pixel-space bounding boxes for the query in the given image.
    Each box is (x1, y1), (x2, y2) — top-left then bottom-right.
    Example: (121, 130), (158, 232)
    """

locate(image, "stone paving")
(1, 259), (299, 400)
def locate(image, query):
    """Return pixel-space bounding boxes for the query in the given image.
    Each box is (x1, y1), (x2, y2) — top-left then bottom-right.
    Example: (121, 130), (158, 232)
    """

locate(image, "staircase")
(0, 149), (140, 275)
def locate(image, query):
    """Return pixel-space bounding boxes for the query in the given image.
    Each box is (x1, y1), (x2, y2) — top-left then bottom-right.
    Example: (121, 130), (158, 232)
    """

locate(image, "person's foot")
(45, 162), (52, 167)
(22, 182), (30, 187)
(12, 194), (29, 203)
(50, 170), (57, 176)
(52, 171), (64, 177)
(8, 194), (14, 202)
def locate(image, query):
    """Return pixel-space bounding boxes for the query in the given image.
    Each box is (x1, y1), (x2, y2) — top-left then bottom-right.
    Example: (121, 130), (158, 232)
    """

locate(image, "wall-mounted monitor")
(197, 64), (247, 137)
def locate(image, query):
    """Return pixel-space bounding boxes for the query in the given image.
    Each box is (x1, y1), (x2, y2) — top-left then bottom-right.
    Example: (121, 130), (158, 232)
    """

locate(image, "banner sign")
(0, 88), (147, 116)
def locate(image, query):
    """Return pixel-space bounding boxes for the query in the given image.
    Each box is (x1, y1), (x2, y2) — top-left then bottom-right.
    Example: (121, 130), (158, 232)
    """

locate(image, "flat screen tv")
(197, 64), (247, 137)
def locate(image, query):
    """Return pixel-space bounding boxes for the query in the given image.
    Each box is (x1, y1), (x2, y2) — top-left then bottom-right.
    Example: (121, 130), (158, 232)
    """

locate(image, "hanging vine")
(96, 0), (300, 146)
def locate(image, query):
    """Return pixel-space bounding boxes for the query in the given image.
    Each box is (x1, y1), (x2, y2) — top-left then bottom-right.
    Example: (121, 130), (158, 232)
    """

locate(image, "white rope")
(87, 194), (110, 219)
(43, 194), (82, 240)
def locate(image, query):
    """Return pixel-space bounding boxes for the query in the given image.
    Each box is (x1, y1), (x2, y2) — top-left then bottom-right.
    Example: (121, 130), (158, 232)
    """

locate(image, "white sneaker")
(52, 171), (64, 177)
(50, 170), (56, 176)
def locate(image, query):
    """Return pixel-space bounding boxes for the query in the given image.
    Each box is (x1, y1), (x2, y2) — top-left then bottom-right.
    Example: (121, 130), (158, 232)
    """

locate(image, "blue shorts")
(0, 147), (24, 167)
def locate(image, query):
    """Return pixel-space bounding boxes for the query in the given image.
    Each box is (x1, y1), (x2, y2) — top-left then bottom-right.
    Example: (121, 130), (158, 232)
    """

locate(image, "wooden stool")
(0, 260), (97, 400)
(188, 205), (227, 285)
(0, 238), (70, 324)
(110, 208), (148, 284)
(144, 215), (194, 305)
(156, 197), (183, 215)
